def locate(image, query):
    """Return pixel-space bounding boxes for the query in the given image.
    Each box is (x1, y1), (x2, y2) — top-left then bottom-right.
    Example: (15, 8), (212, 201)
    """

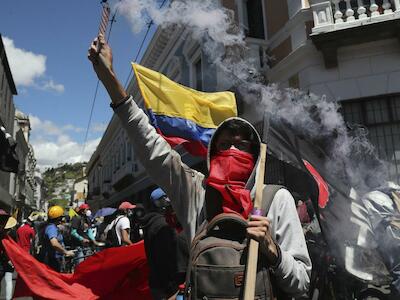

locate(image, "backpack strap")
(115, 215), (124, 225)
(206, 213), (247, 234)
(108, 216), (124, 234)
(112, 216), (124, 233)
(260, 185), (285, 216)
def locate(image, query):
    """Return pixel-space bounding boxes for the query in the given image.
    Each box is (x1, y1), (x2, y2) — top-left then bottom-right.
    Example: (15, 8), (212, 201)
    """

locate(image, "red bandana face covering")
(205, 149), (255, 218)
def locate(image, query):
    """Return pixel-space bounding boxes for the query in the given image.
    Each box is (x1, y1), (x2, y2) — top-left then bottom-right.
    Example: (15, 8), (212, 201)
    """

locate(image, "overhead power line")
(81, 0), (168, 161)
(81, 2), (116, 160)
(123, 21), (153, 89)
(123, 0), (169, 89)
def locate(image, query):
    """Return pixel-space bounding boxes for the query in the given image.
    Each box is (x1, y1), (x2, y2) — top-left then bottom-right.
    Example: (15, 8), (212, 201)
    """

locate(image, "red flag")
(3, 237), (151, 300)
(303, 159), (329, 209)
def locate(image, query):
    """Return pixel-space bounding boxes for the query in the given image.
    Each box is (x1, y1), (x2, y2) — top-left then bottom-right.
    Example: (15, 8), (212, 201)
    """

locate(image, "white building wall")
(266, 37), (400, 103)
(73, 179), (88, 200)
(301, 39), (400, 102)
(287, 0), (305, 18)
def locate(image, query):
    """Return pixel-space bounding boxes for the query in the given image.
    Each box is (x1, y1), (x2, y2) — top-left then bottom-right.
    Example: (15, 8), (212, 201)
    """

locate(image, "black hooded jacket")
(140, 212), (189, 298)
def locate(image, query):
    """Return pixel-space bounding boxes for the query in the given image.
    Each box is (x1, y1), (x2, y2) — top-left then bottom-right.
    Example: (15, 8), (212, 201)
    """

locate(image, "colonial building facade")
(12, 111), (38, 213)
(0, 33), (17, 210)
(0, 34), (41, 215)
(87, 0), (400, 207)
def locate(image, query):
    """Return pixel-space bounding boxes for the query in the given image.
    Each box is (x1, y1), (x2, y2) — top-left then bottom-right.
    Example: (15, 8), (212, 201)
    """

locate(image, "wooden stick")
(243, 143), (267, 300)
(96, 2), (110, 54)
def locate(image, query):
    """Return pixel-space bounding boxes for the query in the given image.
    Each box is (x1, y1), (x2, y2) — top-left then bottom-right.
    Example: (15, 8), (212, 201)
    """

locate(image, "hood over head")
(207, 117), (262, 192)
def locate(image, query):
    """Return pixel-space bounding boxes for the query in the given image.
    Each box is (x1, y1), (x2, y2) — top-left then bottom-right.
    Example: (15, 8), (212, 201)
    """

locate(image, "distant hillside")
(43, 162), (87, 204)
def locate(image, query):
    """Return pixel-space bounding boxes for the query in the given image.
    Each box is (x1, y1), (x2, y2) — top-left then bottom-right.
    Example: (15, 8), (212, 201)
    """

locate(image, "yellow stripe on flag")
(132, 63), (237, 129)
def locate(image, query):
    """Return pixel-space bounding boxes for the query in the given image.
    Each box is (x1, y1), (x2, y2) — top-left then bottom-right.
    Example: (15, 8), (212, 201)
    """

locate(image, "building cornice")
(266, 8), (312, 49)
(141, 25), (184, 70)
(266, 40), (318, 83)
(0, 34), (17, 95)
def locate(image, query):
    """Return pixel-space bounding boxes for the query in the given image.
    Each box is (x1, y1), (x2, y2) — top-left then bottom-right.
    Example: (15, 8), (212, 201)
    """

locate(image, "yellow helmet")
(48, 205), (64, 219)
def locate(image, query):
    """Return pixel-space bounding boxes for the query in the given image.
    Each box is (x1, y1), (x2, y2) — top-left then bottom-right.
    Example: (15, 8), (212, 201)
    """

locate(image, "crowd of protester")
(0, 182), (398, 299)
(0, 189), (187, 298)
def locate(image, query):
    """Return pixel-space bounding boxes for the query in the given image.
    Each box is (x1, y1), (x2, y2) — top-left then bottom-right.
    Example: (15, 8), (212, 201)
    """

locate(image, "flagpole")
(243, 142), (267, 300)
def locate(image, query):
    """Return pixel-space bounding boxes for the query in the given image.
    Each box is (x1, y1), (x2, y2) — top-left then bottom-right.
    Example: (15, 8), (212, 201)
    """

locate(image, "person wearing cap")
(71, 203), (97, 265)
(43, 206), (75, 272)
(105, 201), (136, 246)
(0, 210), (17, 300)
(16, 217), (35, 253)
(71, 203), (92, 247)
(140, 188), (189, 300)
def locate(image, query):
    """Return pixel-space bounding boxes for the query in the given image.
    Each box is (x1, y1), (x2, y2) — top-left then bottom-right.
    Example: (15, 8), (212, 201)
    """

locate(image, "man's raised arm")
(87, 36), (205, 241)
(88, 35), (128, 104)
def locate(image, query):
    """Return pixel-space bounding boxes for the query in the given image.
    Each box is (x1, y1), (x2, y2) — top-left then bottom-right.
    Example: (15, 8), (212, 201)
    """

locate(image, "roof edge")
(0, 34), (17, 95)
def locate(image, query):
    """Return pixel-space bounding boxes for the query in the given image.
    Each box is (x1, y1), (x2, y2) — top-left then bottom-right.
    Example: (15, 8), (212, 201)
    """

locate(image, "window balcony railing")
(311, 0), (400, 33)
(310, 0), (400, 67)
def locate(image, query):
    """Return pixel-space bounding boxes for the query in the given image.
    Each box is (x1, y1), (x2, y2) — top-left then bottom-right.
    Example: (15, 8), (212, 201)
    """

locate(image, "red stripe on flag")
(155, 128), (208, 157)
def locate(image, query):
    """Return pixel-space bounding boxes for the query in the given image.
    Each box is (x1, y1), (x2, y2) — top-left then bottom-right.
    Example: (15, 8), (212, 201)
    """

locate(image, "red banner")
(3, 237), (151, 300)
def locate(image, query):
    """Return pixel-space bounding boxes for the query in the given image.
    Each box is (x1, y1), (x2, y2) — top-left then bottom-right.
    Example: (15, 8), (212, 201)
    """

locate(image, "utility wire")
(82, 0), (168, 160)
(123, 0), (168, 89)
(123, 20), (154, 89)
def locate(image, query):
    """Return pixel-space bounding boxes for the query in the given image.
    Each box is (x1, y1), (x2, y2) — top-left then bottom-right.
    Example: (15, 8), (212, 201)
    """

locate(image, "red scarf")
(205, 149), (255, 218)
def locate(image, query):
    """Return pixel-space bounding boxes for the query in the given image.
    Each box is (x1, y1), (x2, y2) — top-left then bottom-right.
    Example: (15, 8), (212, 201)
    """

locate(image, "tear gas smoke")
(114, 0), (389, 193)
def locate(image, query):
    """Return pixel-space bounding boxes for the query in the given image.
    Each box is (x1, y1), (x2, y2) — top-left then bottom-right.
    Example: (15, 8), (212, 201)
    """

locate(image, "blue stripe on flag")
(147, 109), (215, 147)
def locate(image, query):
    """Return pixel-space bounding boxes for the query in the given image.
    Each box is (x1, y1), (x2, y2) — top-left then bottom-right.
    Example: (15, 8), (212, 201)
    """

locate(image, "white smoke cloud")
(2, 36), (65, 93)
(116, 0), (388, 191)
(114, 1), (394, 279)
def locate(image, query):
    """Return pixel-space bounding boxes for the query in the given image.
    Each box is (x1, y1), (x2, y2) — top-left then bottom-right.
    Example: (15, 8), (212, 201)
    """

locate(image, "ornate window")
(183, 36), (203, 90)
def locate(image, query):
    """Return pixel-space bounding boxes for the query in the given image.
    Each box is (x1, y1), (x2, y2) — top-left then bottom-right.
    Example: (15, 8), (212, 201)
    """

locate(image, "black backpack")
(185, 184), (284, 300)
(34, 221), (48, 262)
(105, 216), (124, 248)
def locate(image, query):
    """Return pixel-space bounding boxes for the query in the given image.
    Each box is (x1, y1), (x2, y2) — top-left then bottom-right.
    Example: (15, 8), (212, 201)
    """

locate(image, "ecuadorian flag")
(132, 63), (237, 156)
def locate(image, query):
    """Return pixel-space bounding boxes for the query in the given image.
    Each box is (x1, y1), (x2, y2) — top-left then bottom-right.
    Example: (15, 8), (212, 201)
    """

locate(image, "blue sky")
(0, 0), (155, 168)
